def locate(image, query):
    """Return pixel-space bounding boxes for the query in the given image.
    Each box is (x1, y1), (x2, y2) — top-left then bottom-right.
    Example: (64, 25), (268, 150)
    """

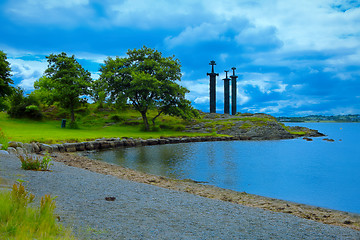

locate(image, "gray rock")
(7, 147), (17, 155)
(16, 147), (26, 155)
(99, 141), (110, 149)
(0, 150), (9, 155)
(23, 143), (34, 153)
(63, 143), (77, 152)
(39, 143), (53, 153)
(75, 143), (85, 151)
(84, 142), (95, 150)
(31, 143), (40, 153)
(8, 141), (19, 148)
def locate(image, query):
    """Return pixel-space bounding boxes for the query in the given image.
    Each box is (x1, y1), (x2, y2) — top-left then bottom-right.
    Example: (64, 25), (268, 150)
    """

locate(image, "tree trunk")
(152, 110), (163, 127)
(140, 111), (150, 131)
(70, 108), (75, 123)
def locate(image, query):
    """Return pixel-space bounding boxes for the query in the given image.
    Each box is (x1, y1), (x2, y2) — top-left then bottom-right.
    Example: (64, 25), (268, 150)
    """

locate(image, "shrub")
(25, 105), (43, 120)
(110, 114), (126, 122)
(0, 182), (74, 239)
(68, 121), (79, 129)
(8, 87), (43, 120)
(18, 153), (53, 171)
(0, 128), (9, 150)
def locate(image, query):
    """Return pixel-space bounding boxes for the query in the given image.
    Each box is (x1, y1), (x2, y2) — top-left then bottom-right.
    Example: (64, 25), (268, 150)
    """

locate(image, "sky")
(1, 0), (359, 116)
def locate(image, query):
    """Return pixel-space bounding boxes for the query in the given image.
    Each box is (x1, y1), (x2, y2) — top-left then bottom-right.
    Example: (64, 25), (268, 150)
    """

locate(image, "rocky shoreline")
(49, 152), (360, 231)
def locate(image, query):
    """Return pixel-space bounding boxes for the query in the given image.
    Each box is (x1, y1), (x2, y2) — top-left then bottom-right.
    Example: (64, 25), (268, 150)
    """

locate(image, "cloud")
(1, 0), (360, 116)
(8, 57), (48, 90)
(165, 17), (250, 49)
(4, 0), (94, 28)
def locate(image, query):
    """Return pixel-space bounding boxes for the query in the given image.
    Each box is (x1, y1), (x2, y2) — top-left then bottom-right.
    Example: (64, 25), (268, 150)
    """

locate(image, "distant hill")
(277, 114), (360, 122)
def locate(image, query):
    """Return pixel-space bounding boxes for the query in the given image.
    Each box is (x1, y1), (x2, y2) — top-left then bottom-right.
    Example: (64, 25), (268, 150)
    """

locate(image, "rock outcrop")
(184, 113), (324, 140)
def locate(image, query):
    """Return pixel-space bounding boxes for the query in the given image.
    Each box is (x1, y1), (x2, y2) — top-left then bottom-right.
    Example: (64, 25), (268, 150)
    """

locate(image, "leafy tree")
(8, 87), (43, 120)
(0, 50), (14, 109)
(99, 46), (198, 131)
(39, 52), (92, 124)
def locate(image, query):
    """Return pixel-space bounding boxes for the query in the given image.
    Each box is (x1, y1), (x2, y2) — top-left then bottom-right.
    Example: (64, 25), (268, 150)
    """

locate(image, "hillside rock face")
(185, 113), (324, 140)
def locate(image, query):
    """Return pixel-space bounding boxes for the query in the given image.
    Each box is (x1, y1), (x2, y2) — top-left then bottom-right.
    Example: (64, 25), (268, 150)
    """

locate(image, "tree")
(39, 52), (91, 124)
(0, 50), (14, 108)
(99, 46), (198, 131)
(8, 87), (43, 120)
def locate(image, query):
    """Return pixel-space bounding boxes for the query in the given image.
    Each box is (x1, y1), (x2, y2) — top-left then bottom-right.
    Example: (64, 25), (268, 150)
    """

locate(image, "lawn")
(0, 112), (206, 144)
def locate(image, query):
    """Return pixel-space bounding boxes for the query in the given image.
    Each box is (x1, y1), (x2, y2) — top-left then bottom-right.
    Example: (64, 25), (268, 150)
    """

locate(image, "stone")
(8, 141), (19, 148)
(85, 142), (95, 150)
(23, 143), (34, 153)
(63, 143), (76, 152)
(32, 143), (40, 153)
(75, 143), (85, 151)
(0, 150), (9, 155)
(147, 139), (159, 145)
(7, 147), (17, 155)
(39, 143), (53, 153)
(114, 140), (124, 147)
(16, 147), (26, 155)
(99, 141), (110, 149)
(50, 144), (60, 152)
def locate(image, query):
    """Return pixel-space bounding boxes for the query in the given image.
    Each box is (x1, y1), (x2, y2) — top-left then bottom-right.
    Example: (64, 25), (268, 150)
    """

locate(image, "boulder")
(31, 143), (40, 153)
(63, 143), (77, 152)
(39, 143), (53, 153)
(99, 141), (111, 149)
(84, 142), (95, 150)
(53, 144), (65, 152)
(8, 142), (19, 148)
(114, 140), (124, 147)
(133, 139), (142, 146)
(0, 150), (9, 155)
(147, 139), (159, 145)
(23, 143), (34, 153)
(16, 147), (26, 155)
(7, 147), (17, 155)
(75, 142), (85, 151)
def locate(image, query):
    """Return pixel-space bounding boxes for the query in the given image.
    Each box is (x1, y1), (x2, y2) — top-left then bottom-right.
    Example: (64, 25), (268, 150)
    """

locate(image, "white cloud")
(18, 77), (38, 90)
(194, 96), (209, 104)
(8, 58), (48, 90)
(240, 72), (287, 94)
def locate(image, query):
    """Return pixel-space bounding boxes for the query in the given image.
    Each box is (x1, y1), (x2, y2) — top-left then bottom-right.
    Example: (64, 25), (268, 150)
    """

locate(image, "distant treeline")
(277, 114), (360, 122)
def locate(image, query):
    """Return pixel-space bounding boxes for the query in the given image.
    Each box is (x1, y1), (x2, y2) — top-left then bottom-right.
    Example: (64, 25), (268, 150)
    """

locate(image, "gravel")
(1, 152), (360, 239)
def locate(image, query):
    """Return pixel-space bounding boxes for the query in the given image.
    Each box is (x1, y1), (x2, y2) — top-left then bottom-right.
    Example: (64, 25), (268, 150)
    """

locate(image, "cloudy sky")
(1, 0), (359, 116)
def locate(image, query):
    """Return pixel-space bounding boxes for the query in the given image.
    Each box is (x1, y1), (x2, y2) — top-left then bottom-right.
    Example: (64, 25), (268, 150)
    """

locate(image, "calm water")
(81, 123), (360, 214)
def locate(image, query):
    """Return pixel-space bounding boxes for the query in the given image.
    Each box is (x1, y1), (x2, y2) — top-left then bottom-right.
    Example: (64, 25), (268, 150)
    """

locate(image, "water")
(81, 123), (360, 214)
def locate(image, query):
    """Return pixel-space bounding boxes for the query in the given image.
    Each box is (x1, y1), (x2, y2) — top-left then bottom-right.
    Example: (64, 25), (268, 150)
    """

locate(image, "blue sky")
(1, 0), (359, 116)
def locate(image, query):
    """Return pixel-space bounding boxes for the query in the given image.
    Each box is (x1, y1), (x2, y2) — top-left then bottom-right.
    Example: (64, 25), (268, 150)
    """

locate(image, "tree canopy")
(36, 52), (91, 124)
(99, 46), (197, 131)
(0, 50), (13, 99)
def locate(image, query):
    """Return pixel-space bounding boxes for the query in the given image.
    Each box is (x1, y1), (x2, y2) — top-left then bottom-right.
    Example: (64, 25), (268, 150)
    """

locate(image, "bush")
(0, 128), (9, 150)
(0, 183), (74, 239)
(110, 114), (126, 122)
(18, 153), (53, 171)
(8, 88), (43, 120)
(68, 121), (79, 129)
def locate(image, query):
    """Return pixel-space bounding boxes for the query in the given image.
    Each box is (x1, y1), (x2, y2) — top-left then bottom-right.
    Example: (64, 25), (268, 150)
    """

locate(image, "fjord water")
(82, 123), (360, 214)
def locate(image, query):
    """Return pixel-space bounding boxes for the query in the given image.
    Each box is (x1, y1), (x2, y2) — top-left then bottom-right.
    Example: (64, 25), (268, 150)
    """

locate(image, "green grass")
(0, 183), (75, 239)
(0, 112), (208, 144)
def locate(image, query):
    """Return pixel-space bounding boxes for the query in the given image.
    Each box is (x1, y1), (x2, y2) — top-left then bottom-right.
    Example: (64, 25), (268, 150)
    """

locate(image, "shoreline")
(50, 152), (360, 231)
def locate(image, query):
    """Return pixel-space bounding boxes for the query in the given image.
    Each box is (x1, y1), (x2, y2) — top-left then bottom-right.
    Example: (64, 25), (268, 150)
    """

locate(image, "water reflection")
(79, 123), (360, 213)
